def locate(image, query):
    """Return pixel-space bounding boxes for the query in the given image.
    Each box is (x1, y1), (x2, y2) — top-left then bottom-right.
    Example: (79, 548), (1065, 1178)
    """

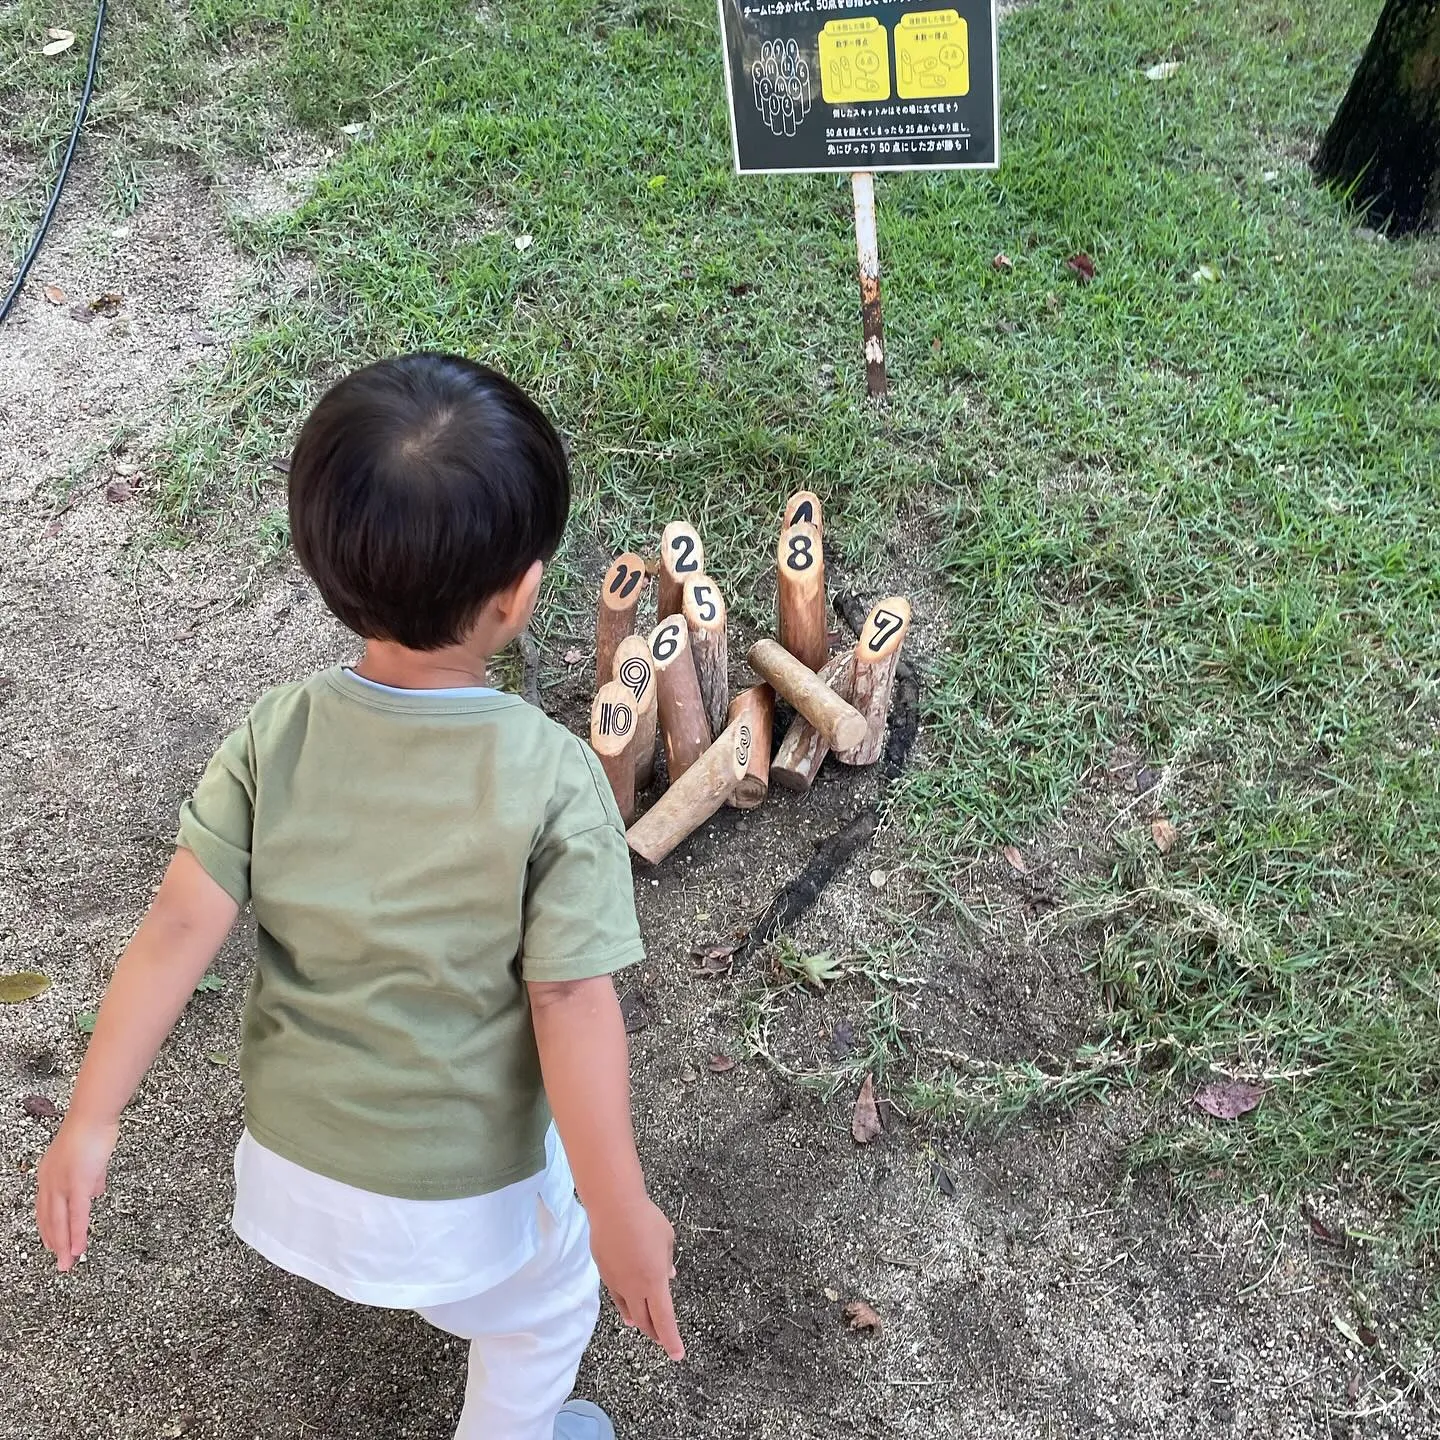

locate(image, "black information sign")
(717, 0), (998, 175)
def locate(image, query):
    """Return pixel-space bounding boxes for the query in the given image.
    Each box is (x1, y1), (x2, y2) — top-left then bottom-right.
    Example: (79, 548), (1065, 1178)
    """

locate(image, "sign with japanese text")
(718, 0), (998, 174)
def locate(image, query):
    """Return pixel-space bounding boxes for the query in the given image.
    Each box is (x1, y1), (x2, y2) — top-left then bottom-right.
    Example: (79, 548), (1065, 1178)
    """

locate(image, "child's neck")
(355, 639), (490, 691)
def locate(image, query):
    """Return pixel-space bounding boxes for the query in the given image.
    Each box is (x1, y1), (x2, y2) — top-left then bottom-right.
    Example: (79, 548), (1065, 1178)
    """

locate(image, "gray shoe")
(554, 1400), (615, 1440)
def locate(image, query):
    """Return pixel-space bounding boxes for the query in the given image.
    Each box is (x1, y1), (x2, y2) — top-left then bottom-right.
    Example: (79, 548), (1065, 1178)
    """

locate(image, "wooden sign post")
(747, 638), (867, 752)
(649, 614), (712, 782)
(776, 519), (827, 672)
(590, 679), (640, 824)
(771, 651), (856, 793)
(612, 634), (658, 791)
(595, 552), (647, 687)
(836, 596), (912, 766)
(626, 718), (751, 865)
(682, 574), (729, 736)
(658, 521), (704, 621)
(726, 684), (775, 809)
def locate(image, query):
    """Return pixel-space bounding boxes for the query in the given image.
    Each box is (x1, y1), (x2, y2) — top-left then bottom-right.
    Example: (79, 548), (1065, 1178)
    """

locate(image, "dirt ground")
(2, 165), (1436, 1440)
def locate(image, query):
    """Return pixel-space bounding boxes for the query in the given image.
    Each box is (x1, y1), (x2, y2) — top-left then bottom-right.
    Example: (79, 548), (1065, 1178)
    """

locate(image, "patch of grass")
(10, 0), (1439, 1258)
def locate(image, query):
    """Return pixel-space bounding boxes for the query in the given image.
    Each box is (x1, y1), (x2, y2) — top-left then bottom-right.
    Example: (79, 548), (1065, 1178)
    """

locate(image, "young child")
(35, 352), (683, 1440)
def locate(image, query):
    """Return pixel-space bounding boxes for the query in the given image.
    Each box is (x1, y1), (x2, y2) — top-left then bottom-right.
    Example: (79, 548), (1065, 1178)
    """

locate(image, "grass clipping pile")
(581, 493), (918, 951)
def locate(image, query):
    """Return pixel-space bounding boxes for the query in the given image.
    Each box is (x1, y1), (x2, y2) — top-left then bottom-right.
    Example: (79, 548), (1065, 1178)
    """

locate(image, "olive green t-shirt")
(176, 667), (644, 1201)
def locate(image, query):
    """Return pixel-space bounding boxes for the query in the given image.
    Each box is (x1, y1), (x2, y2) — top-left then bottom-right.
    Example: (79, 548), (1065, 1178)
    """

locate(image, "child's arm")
(528, 974), (684, 1362)
(37, 849), (240, 1272)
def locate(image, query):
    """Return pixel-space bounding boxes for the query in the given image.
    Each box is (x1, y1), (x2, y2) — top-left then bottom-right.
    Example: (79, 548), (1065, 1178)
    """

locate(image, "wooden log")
(658, 521), (703, 622)
(649, 615), (712, 782)
(747, 638), (867, 752)
(835, 597), (912, 767)
(612, 634), (658, 791)
(682, 574), (729, 737)
(783, 489), (823, 539)
(771, 652), (855, 793)
(589, 679), (639, 824)
(626, 717), (751, 865)
(777, 520), (828, 672)
(726, 684), (775, 809)
(595, 551), (648, 687)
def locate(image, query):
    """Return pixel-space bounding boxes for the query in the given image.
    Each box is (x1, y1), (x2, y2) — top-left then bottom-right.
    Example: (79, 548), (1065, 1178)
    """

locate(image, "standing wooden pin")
(612, 635), (658, 791)
(649, 615), (712, 783)
(783, 490), (823, 539)
(748, 638), (867, 752)
(595, 552), (647, 687)
(657, 521), (704, 622)
(589, 680), (640, 824)
(726, 685), (775, 809)
(682, 574), (729, 737)
(771, 652), (856, 794)
(776, 520), (828, 672)
(626, 718), (751, 865)
(835, 597), (912, 766)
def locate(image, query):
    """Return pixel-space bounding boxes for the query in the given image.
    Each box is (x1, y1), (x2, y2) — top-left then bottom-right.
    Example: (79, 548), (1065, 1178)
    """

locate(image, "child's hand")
(36, 1116), (120, 1272)
(589, 1194), (684, 1361)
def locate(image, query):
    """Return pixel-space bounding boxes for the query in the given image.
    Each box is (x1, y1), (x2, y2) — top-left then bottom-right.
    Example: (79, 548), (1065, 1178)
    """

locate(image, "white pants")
(416, 1193), (601, 1440)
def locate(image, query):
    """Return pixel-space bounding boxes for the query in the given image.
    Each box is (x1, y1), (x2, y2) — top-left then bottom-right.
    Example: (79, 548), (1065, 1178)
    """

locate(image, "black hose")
(0, 0), (109, 327)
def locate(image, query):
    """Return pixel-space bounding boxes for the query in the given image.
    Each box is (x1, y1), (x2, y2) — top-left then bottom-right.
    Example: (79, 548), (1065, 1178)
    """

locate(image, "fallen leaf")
(74, 1011), (98, 1034)
(1135, 765), (1162, 793)
(42, 31), (76, 55)
(679, 1063), (698, 1083)
(852, 1073), (883, 1144)
(930, 336), (942, 355)
(823, 1287), (840, 1303)
(104, 479), (135, 504)
(1333, 1315), (1364, 1348)
(1346, 1371), (1360, 1402)
(727, 282), (753, 297)
(1192, 263), (1222, 285)
(1193, 1078), (1264, 1120)
(707, 1053), (736, 1074)
(1065, 253), (1097, 283)
(829, 1019), (857, 1059)
(1144, 60), (1181, 81)
(514, 234), (534, 252)
(1358, 1320), (1379, 1348)
(339, 121), (367, 135)
(619, 988), (652, 1034)
(691, 941), (736, 976)
(931, 1162), (957, 1197)
(194, 973), (226, 992)
(992, 252), (1013, 272)
(22, 1094), (60, 1119)
(1002, 844), (1028, 874)
(844, 1300), (882, 1333)
(1151, 818), (1178, 854)
(46, 25), (75, 38)
(205, 1051), (230, 1067)
(68, 303), (94, 324)
(562, 647), (584, 666)
(0, 971), (51, 1003)
(42, 284), (67, 305)
(89, 292), (123, 317)
(1302, 1203), (1343, 1247)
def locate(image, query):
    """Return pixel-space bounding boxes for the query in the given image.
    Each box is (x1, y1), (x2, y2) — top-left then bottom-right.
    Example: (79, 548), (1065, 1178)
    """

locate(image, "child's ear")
(495, 560), (544, 627)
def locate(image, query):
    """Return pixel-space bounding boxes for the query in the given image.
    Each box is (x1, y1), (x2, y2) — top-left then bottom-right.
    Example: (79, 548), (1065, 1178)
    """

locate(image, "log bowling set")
(587, 493), (911, 866)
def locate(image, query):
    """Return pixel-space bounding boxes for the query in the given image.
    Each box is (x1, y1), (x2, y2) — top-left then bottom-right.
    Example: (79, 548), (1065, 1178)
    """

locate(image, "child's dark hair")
(288, 353), (570, 651)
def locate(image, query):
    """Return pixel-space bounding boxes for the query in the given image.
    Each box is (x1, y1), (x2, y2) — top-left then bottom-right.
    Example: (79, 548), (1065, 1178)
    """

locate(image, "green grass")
(5, 0), (1439, 1252)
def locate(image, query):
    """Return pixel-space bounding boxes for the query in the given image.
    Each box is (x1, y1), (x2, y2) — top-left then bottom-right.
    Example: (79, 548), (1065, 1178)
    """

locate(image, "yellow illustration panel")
(895, 9), (970, 99)
(818, 17), (891, 105)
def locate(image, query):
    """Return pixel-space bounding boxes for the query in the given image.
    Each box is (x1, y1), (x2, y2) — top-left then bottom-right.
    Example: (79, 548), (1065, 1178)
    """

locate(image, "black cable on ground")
(0, 0), (109, 328)
(733, 590), (921, 960)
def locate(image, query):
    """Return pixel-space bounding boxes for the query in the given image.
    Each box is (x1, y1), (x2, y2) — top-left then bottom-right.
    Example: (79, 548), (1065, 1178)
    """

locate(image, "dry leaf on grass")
(690, 941), (736, 976)
(1002, 844), (1028, 874)
(1065, 253), (1097, 283)
(90, 292), (123, 317)
(851, 1073), (882, 1143)
(1193, 1078), (1264, 1120)
(514, 234), (534, 252)
(1192, 263), (1222, 285)
(844, 1300), (882, 1332)
(42, 29), (76, 55)
(22, 1094), (60, 1119)
(0, 971), (51, 1003)
(992, 252), (1013, 272)
(42, 284), (67, 305)
(1151, 818), (1178, 853)
(1144, 61), (1181, 81)
(105, 480), (135, 504)
(707, 1053), (736, 1074)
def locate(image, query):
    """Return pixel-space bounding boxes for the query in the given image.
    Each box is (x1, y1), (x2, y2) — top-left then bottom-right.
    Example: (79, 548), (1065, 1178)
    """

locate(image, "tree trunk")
(1314, 0), (1440, 234)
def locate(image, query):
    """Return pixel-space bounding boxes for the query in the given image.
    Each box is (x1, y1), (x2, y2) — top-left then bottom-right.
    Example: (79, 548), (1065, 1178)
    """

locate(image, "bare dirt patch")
(1, 162), (1435, 1440)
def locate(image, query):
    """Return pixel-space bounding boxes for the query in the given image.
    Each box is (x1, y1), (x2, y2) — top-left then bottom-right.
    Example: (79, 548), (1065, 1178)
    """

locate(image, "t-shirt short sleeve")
(176, 722), (256, 906)
(521, 740), (644, 983)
